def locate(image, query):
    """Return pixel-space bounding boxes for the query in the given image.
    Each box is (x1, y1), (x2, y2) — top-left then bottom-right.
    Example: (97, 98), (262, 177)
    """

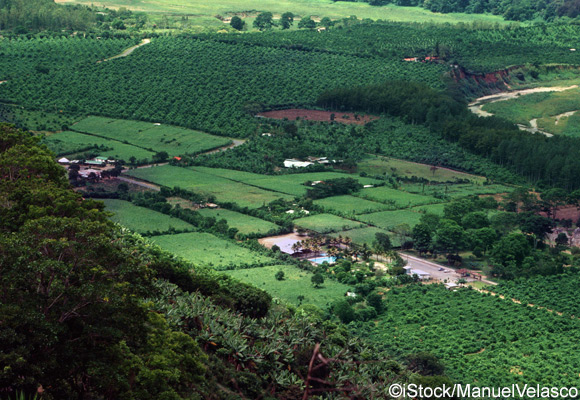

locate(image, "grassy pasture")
(72, 116), (231, 156)
(537, 112), (580, 137)
(355, 186), (441, 208)
(102, 199), (194, 233)
(152, 232), (277, 268)
(42, 130), (154, 160)
(357, 155), (486, 183)
(356, 209), (423, 231)
(126, 165), (294, 208)
(54, 0), (508, 25)
(196, 208), (279, 236)
(481, 87), (580, 131)
(224, 265), (352, 309)
(400, 182), (510, 198)
(314, 195), (392, 215)
(330, 226), (399, 247)
(410, 203), (447, 216)
(294, 213), (367, 233)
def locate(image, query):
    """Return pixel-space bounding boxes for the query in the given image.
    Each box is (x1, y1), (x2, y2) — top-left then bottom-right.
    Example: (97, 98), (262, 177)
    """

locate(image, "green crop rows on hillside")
(294, 213), (367, 233)
(153, 232), (277, 269)
(361, 284), (580, 388)
(196, 208), (280, 236)
(103, 199), (195, 234)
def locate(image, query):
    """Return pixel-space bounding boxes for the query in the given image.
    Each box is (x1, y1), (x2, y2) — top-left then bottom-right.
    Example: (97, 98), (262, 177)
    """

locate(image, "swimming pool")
(309, 255), (336, 264)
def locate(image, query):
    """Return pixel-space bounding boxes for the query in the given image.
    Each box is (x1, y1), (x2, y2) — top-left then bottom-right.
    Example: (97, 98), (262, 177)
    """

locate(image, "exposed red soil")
(540, 205), (580, 222)
(257, 109), (379, 125)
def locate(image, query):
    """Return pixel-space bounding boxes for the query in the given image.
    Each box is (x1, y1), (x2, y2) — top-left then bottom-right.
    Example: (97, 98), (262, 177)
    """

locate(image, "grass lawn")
(126, 165), (294, 208)
(410, 203), (448, 216)
(196, 208), (279, 236)
(224, 265), (352, 309)
(400, 182), (511, 198)
(314, 195), (391, 215)
(355, 186), (441, 208)
(356, 209), (423, 230)
(102, 199), (195, 234)
(330, 226), (399, 247)
(358, 155), (486, 183)
(54, 0), (509, 25)
(294, 213), (367, 233)
(72, 116), (231, 156)
(152, 232), (277, 268)
(42, 130), (154, 160)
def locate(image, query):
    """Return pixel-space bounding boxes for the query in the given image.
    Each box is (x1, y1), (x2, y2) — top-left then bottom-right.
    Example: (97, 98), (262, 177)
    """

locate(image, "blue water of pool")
(309, 255), (336, 264)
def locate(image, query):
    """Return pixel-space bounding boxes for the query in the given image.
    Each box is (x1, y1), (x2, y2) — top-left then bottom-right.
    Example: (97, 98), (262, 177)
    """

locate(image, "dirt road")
(100, 38), (151, 62)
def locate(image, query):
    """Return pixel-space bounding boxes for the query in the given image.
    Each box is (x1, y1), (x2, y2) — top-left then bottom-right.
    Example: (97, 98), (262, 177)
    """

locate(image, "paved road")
(399, 252), (497, 285)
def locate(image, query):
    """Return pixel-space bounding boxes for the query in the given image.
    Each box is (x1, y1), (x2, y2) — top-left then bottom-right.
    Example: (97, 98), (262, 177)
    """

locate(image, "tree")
(332, 300), (355, 323)
(366, 293), (384, 314)
(555, 232), (569, 247)
(433, 219), (464, 256)
(461, 211), (489, 230)
(319, 16), (334, 27)
(253, 12), (274, 30)
(230, 15), (245, 30)
(311, 273), (324, 288)
(373, 232), (392, 255)
(412, 223), (432, 255)
(298, 15), (316, 29)
(153, 151), (169, 163)
(279, 12), (294, 29)
(275, 270), (285, 281)
(490, 233), (532, 277)
(393, 223), (411, 246)
(518, 212), (554, 249)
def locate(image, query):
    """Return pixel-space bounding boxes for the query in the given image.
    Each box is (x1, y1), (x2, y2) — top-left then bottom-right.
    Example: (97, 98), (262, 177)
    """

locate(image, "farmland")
(357, 155), (487, 183)
(126, 165), (294, 208)
(361, 284), (580, 388)
(314, 195), (392, 215)
(294, 213), (367, 233)
(196, 208), (280, 236)
(72, 116), (231, 156)
(330, 226), (398, 247)
(152, 232), (277, 269)
(225, 264), (352, 309)
(356, 209), (423, 231)
(42, 130), (155, 160)
(355, 186), (441, 208)
(102, 199), (195, 234)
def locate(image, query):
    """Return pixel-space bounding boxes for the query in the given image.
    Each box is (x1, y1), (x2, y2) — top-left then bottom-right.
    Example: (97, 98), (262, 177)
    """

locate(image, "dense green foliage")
(359, 284), (580, 387)
(336, 0), (580, 21)
(489, 269), (580, 316)
(0, 0), (96, 31)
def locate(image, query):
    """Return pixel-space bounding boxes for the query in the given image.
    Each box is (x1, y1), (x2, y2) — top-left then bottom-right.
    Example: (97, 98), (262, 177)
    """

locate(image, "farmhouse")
(445, 282), (459, 290)
(403, 266), (431, 280)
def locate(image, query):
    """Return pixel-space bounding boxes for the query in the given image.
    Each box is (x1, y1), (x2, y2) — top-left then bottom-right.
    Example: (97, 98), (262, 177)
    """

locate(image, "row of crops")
(359, 284), (580, 388)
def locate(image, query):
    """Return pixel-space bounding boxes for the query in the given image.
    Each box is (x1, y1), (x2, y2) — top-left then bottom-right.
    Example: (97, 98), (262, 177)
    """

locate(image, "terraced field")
(314, 195), (392, 215)
(294, 213), (367, 233)
(196, 208), (279, 236)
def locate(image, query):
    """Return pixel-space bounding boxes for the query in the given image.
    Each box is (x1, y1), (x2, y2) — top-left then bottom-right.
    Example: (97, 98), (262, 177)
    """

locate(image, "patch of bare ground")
(257, 109), (379, 125)
(75, 177), (154, 194)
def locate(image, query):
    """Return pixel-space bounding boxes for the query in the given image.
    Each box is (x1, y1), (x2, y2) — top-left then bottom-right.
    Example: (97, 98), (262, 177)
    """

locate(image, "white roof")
(445, 282), (459, 288)
(284, 159), (314, 168)
(58, 157), (70, 163)
(411, 269), (430, 276)
(363, 185), (374, 188)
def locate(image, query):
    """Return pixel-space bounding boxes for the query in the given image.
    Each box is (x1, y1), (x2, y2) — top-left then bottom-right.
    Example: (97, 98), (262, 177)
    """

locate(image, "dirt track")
(468, 85), (578, 137)
(99, 38), (151, 62)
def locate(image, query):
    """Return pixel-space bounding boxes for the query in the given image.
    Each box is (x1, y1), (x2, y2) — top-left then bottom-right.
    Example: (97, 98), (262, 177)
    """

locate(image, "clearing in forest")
(257, 109), (378, 125)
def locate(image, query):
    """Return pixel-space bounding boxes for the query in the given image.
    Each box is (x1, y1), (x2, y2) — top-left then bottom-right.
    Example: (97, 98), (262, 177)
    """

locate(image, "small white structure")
(445, 282), (459, 290)
(284, 159), (314, 168)
(571, 49), (576, 51)
(404, 266), (430, 280)
(78, 168), (101, 178)
(261, 133), (273, 137)
(346, 291), (357, 297)
(58, 157), (70, 164)
(363, 184), (374, 188)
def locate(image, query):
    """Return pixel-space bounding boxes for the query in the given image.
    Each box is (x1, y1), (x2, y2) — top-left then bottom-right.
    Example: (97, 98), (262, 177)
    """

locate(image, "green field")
(294, 213), (367, 233)
(102, 199), (195, 234)
(54, 0), (509, 25)
(152, 232), (277, 268)
(126, 165), (294, 208)
(42, 130), (154, 160)
(330, 226), (399, 247)
(314, 195), (392, 215)
(225, 265), (352, 309)
(410, 203), (447, 216)
(72, 116), (231, 156)
(196, 208), (279, 236)
(356, 209), (423, 230)
(400, 182), (511, 198)
(357, 155), (486, 183)
(481, 86), (580, 135)
(355, 186), (441, 208)
(192, 167), (380, 197)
